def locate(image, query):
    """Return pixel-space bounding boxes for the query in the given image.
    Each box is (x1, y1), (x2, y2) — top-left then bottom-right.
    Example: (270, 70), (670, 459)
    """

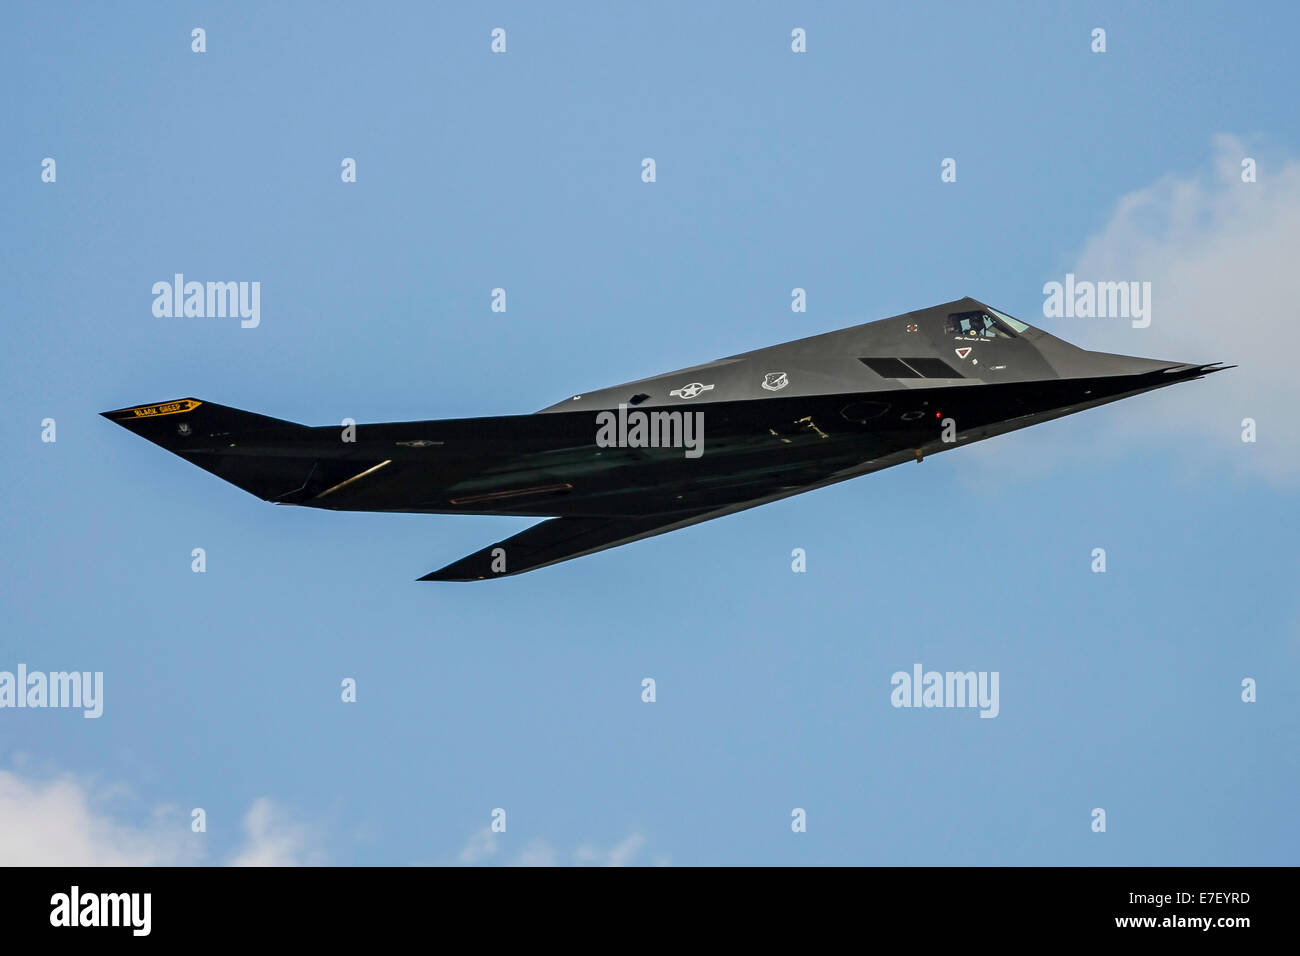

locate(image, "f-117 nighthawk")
(103, 297), (1226, 581)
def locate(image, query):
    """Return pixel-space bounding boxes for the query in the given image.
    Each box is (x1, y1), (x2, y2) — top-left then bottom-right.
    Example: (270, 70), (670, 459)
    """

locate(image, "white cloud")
(456, 827), (657, 866)
(510, 838), (561, 867)
(967, 135), (1300, 486)
(575, 832), (646, 867)
(0, 769), (319, 866)
(0, 770), (198, 866)
(456, 825), (500, 864)
(2, 768), (656, 868)
(226, 796), (322, 867)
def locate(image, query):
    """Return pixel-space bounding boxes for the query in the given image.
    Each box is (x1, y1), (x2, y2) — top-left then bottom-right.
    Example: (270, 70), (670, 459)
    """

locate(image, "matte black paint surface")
(102, 298), (1227, 580)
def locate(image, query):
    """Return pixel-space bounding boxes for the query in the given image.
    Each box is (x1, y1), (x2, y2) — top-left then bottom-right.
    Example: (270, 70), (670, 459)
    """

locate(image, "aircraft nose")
(1082, 350), (1194, 376)
(1041, 343), (1200, 379)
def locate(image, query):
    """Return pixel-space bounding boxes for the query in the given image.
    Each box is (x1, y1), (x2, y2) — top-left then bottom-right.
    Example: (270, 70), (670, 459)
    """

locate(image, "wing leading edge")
(418, 509), (717, 581)
(418, 450), (912, 581)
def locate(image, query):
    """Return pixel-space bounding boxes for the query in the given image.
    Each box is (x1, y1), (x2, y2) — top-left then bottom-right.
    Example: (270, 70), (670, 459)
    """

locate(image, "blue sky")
(1, 1), (1296, 865)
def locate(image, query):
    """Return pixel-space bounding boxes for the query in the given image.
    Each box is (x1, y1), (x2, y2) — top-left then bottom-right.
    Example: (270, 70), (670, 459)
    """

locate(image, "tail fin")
(101, 398), (300, 442)
(101, 397), (321, 501)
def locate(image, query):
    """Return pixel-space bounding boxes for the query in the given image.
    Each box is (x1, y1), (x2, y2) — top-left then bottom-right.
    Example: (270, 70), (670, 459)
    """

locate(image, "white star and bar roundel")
(669, 382), (715, 400)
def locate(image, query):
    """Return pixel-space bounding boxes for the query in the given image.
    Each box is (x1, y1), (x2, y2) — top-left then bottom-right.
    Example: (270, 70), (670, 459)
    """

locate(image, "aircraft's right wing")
(419, 510), (718, 581)
(418, 448), (920, 581)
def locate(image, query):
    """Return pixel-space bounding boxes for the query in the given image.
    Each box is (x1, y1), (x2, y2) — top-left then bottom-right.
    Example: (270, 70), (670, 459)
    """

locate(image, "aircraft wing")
(419, 510), (719, 581)
(418, 451), (912, 581)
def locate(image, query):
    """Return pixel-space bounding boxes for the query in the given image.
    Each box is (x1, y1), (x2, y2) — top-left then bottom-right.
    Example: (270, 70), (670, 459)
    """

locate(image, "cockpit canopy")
(947, 307), (1031, 339)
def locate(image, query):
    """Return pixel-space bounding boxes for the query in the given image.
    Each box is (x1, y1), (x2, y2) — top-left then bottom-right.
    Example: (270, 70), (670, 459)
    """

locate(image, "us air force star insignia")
(906, 323), (919, 332)
(761, 372), (789, 391)
(177, 422), (192, 436)
(955, 347), (973, 359)
(669, 382), (715, 399)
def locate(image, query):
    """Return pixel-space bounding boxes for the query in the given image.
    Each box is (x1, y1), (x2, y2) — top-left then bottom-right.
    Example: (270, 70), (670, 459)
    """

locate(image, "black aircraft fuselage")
(103, 297), (1227, 580)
